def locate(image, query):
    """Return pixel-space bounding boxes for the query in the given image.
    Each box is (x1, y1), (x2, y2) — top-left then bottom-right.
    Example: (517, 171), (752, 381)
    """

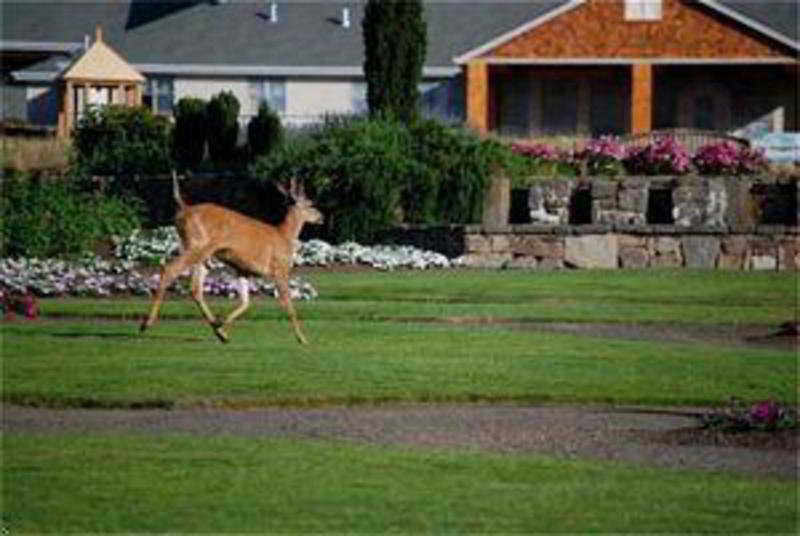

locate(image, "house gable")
(463, 0), (797, 62)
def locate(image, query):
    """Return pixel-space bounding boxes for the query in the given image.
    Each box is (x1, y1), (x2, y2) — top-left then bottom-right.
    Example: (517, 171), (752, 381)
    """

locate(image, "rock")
(564, 234), (619, 269)
(681, 236), (720, 269)
(619, 246), (649, 268)
(750, 255), (777, 271)
(505, 256), (538, 269)
(511, 236), (564, 259)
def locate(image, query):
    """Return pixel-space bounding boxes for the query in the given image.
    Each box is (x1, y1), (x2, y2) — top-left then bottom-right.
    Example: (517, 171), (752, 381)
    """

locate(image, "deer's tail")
(172, 170), (187, 210)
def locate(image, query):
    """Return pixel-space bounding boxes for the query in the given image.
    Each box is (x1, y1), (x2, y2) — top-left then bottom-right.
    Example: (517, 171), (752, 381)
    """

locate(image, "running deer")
(140, 172), (323, 344)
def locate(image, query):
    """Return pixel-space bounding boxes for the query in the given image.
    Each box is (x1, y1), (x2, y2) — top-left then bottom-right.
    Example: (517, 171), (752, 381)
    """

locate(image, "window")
(351, 82), (368, 115)
(625, 0), (662, 21)
(420, 77), (465, 123)
(693, 95), (714, 129)
(542, 79), (578, 135)
(250, 78), (286, 114)
(143, 77), (174, 115)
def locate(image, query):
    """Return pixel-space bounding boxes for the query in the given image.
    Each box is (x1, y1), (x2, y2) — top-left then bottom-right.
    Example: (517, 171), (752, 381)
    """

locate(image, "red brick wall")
(485, 0), (793, 59)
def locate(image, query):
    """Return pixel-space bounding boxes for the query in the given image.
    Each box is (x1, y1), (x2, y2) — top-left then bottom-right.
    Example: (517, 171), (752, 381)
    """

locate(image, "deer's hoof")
(214, 326), (230, 343)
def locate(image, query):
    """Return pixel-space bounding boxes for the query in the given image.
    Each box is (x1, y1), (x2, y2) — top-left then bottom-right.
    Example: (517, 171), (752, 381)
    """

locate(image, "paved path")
(4, 404), (796, 480)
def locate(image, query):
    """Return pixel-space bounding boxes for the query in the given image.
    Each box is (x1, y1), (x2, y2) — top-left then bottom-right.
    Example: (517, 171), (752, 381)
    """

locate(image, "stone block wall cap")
(509, 224), (560, 234)
(728, 224), (758, 234)
(756, 225), (799, 235)
(675, 225), (728, 234)
(613, 224), (653, 234)
(564, 224), (613, 234)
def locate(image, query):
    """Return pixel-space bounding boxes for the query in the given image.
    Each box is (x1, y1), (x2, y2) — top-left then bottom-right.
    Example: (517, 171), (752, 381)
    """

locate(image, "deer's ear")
(275, 181), (290, 199)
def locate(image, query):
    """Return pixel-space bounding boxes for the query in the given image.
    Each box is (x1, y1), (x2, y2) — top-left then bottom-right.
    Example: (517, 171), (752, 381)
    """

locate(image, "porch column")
(59, 80), (74, 137)
(631, 63), (653, 134)
(466, 60), (490, 133)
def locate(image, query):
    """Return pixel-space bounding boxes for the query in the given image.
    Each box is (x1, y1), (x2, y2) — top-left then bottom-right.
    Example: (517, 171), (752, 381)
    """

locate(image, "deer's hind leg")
(140, 245), (216, 334)
(209, 276), (251, 343)
(188, 263), (226, 343)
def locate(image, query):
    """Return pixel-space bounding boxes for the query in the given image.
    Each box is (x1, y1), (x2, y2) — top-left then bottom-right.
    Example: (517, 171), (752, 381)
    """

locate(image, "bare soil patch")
(3, 404), (796, 480)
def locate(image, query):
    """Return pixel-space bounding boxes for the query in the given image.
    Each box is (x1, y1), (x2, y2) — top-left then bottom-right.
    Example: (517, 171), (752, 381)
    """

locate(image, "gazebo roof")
(60, 27), (144, 83)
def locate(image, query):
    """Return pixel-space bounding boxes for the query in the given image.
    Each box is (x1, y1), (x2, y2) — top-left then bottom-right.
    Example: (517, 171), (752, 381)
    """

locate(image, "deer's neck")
(278, 208), (305, 242)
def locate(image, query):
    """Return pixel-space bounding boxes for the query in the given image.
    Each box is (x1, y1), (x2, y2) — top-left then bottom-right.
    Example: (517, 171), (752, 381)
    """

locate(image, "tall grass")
(0, 135), (71, 174)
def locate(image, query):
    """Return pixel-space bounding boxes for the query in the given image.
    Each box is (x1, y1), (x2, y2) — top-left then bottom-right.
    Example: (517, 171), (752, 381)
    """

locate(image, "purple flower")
(694, 142), (767, 175)
(748, 400), (780, 427)
(511, 142), (564, 162)
(624, 136), (691, 175)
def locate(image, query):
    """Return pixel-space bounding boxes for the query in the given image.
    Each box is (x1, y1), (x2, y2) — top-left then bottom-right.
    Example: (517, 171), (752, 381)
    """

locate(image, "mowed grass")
(4, 434), (797, 534)
(42, 268), (796, 325)
(2, 269), (797, 408)
(2, 270), (798, 534)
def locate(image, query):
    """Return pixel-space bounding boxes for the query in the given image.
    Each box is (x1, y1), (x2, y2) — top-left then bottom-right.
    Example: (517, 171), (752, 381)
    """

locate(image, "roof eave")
(0, 40), (82, 53)
(134, 64), (459, 78)
(476, 57), (799, 65)
(696, 0), (800, 52)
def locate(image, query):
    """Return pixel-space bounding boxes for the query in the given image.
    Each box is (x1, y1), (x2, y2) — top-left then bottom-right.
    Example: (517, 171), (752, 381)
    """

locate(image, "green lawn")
(4, 434), (797, 534)
(3, 269), (797, 408)
(2, 269), (797, 533)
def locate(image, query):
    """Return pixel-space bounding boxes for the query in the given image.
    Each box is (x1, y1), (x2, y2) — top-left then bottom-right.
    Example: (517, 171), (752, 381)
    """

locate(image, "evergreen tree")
(247, 102), (284, 159)
(206, 91), (240, 164)
(173, 97), (207, 169)
(362, 0), (427, 123)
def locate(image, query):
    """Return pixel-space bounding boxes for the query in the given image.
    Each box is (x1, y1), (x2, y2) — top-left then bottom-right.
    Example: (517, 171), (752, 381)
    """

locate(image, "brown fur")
(140, 172), (323, 344)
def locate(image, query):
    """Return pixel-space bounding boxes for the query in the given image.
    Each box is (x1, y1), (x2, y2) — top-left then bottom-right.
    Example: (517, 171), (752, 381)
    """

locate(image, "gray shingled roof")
(716, 0), (798, 42)
(2, 0), (567, 75)
(2, 0), (797, 80)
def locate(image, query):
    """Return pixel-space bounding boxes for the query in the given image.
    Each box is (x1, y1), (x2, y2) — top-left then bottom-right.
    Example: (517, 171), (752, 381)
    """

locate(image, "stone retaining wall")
(524, 176), (798, 228)
(386, 175), (798, 271)
(457, 225), (798, 270)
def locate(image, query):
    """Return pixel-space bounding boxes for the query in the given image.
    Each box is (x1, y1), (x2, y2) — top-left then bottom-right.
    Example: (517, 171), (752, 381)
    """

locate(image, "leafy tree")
(72, 105), (173, 176)
(173, 97), (207, 169)
(362, 0), (427, 123)
(206, 91), (241, 164)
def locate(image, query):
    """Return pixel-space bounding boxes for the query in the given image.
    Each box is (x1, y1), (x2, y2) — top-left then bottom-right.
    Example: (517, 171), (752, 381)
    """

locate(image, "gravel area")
(4, 404), (796, 480)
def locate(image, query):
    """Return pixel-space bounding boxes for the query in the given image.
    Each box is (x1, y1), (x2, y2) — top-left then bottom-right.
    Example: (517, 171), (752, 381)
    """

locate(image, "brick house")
(2, 0), (797, 139)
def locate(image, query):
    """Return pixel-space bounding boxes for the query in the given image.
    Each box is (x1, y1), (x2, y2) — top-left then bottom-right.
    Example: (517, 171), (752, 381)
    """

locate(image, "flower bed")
(512, 136), (768, 177)
(0, 227), (457, 298)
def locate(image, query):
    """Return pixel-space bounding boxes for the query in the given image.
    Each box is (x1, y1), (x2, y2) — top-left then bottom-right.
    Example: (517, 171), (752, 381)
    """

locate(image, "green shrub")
(247, 102), (284, 159)
(253, 117), (412, 243)
(0, 177), (141, 259)
(253, 118), (529, 241)
(173, 97), (208, 169)
(206, 91), (240, 164)
(408, 120), (518, 223)
(72, 105), (173, 176)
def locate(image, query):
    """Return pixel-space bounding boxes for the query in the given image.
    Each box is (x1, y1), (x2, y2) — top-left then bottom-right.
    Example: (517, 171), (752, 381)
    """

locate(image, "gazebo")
(57, 26), (144, 137)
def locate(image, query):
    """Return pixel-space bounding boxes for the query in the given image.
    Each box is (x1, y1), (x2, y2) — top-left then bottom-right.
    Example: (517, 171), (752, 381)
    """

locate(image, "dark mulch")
(633, 425), (798, 450)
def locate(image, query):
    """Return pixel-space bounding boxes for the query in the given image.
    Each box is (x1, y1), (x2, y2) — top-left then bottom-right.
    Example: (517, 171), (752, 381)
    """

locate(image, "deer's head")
(278, 179), (323, 225)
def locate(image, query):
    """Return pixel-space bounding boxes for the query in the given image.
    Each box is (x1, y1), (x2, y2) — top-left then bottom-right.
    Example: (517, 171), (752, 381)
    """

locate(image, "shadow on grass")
(51, 331), (205, 342)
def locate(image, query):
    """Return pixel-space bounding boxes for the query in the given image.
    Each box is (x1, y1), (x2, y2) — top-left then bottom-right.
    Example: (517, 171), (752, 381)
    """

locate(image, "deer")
(139, 172), (323, 344)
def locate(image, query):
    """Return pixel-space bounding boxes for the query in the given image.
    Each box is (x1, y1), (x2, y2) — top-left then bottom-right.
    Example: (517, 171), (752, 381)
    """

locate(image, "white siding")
(174, 78), (252, 114)
(286, 79), (360, 124)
